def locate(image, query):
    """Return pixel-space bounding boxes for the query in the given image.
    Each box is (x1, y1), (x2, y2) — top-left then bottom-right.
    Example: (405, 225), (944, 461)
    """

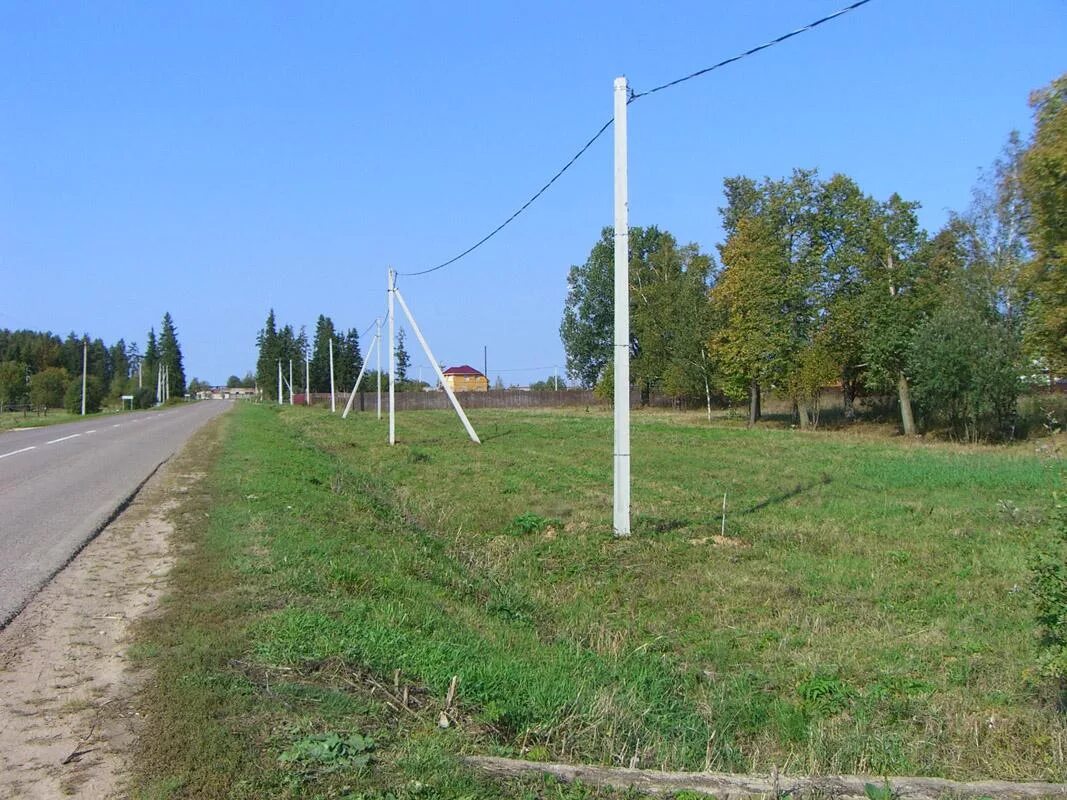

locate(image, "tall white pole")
(388, 270), (396, 444)
(289, 359), (294, 405)
(277, 360), (283, 406)
(305, 355), (310, 406)
(376, 317), (382, 421)
(329, 338), (336, 413)
(613, 76), (631, 537)
(394, 287), (480, 444)
(81, 341), (87, 415)
(138, 360), (142, 389)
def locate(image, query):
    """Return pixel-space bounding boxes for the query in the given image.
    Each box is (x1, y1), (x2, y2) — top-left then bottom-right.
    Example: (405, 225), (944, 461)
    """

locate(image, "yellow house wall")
(444, 374), (489, 392)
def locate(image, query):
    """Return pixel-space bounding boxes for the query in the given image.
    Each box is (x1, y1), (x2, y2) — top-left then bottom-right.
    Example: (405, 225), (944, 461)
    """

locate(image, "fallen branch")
(463, 755), (1067, 799)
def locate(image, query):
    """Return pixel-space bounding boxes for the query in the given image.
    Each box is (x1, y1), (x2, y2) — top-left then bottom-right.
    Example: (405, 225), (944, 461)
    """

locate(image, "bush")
(132, 386), (156, 409)
(1031, 499), (1067, 697)
(64, 375), (104, 414)
(907, 304), (1020, 441)
(28, 367), (69, 410)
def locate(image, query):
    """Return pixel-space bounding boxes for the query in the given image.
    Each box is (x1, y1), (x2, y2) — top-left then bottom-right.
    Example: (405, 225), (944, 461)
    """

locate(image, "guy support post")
(376, 317), (382, 420)
(393, 286), (480, 444)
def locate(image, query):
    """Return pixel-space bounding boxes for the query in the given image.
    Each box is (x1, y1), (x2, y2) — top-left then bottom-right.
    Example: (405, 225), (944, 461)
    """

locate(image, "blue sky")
(1, 1), (1064, 386)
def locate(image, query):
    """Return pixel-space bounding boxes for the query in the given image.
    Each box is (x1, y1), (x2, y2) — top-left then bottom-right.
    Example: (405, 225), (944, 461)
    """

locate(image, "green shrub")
(507, 512), (550, 535)
(132, 386), (156, 409)
(907, 304), (1020, 441)
(64, 375), (104, 414)
(1030, 498), (1067, 695)
(29, 366), (69, 409)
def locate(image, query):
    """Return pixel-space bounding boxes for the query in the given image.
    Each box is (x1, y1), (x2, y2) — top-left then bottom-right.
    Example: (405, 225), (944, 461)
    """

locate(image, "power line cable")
(398, 0), (872, 280)
(630, 0), (872, 99)
(398, 118), (613, 278)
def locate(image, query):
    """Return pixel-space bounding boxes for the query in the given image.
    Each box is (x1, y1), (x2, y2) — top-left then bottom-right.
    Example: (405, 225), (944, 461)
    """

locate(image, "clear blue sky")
(2, 1), (1064, 386)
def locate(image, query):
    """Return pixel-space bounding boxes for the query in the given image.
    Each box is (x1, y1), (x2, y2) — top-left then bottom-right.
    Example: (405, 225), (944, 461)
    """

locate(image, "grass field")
(133, 402), (1066, 799)
(0, 407), (81, 431)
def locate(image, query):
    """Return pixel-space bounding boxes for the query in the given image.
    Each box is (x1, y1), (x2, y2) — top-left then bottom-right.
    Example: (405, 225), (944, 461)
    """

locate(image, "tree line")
(0, 312), (187, 413)
(255, 310), (422, 401)
(561, 74), (1065, 441)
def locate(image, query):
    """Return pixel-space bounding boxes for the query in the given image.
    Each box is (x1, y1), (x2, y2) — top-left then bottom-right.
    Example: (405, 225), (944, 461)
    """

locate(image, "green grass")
(0, 407), (82, 431)
(134, 403), (1066, 798)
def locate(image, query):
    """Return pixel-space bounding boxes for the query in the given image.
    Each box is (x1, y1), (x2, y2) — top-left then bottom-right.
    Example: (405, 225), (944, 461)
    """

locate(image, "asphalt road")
(0, 400), (231, 627)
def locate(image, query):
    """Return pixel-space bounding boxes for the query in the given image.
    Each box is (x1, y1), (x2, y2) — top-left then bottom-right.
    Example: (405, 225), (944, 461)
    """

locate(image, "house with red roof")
(442, 364), (489, 393)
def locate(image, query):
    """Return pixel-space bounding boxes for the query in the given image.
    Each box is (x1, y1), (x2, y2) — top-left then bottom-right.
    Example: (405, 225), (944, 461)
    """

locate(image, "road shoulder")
(0, 413), (225, 799)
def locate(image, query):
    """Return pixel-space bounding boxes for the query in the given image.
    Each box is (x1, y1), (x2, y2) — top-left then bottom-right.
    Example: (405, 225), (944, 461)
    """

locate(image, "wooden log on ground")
(464, 755), (1067, 799)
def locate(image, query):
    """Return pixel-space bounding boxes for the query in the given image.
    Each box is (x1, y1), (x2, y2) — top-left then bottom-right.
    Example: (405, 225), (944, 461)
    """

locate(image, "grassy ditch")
(134, 403), (1065, 798)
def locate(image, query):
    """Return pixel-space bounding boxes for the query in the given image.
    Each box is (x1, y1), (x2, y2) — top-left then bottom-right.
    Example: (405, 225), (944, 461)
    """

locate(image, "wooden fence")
(295, 389), (645, 411)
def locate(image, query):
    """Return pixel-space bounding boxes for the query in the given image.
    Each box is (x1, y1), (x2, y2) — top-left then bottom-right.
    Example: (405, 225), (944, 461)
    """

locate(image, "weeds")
(133, 403), (1067, 798)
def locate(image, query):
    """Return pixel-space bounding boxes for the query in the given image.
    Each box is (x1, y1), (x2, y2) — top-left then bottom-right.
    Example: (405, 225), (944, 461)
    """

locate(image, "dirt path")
(0, 453), (207, 799)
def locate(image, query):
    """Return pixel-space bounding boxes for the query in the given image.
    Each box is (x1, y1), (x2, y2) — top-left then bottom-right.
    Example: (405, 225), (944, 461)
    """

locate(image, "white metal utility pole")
(305, 355), (310, 405)
(613, 75), (631, 537)
(289, 359), (294, 405)
(328, 338), (336, 413)
(138, 360), (142, 389)
(388, 269), (396, 444)
(393, 287), (481, 444)
(277, 360), (283, 406)
(376, 317), (382, 420)
(554, 365), (559, 391)
(80, 340), (87, 415)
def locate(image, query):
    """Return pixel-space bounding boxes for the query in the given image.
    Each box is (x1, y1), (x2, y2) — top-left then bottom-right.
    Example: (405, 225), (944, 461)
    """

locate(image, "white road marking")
(112, 424), (121, 428)
(86, 430), (97, 435)
(0, 446), (36, 460)
(46, 433), (81, 445)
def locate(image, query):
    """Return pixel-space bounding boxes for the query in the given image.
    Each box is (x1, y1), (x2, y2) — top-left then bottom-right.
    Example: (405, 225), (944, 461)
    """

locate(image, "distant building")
(442, 365), (489, 392)
(196, 386), (257, 400)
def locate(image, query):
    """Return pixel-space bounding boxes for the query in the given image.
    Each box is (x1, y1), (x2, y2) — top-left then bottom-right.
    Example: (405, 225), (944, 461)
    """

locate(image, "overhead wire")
(398, 118), (614, 277)
(397, 0), (873, 279)
(630, 0), (872, 99)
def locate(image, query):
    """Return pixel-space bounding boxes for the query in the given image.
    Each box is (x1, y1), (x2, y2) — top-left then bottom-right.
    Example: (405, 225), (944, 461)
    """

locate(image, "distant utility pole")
(138, 360), (142, 389)
(328, 337), (336, 413)
(613, 75), (631, 537)
(484, 345), (487, 385)
(376, 317), (382, 421)
(305, 355), (310, 406)
(388, 269), (395, 444)
(554, 365), (559, 391)
(277, 360), (283, 406)
(80, 340), (87, 415)
(289, 359), (294, 406)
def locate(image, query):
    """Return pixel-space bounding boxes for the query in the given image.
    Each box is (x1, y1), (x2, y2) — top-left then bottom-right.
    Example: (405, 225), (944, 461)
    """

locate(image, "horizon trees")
(561, 164), (1032, 438)
(0, 313), (183, 411)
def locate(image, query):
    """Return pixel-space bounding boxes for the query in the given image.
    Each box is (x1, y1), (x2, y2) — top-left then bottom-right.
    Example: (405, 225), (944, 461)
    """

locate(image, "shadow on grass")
(740, 474), (832, 515)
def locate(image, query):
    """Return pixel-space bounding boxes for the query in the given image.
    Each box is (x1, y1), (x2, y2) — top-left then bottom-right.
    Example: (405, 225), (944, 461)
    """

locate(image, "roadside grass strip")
(133, 403), (1065, 799)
